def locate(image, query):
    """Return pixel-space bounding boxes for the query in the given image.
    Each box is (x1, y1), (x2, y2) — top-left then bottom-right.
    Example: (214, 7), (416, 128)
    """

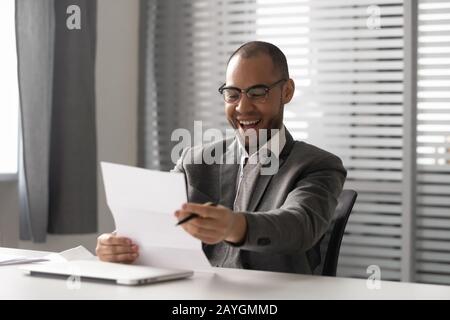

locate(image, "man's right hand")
(96, 232), (139, 263)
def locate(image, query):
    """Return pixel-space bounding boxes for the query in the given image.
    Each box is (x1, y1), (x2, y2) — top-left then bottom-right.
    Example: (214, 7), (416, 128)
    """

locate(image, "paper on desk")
(44, 245), (95, 262)
(0, 254), (49, 266)
(101, 162), (211, 270)
(1, 246), (95, 266)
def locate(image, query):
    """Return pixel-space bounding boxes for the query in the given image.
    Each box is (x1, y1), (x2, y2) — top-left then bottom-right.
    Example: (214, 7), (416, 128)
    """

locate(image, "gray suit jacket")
(173, 129), (347, 274)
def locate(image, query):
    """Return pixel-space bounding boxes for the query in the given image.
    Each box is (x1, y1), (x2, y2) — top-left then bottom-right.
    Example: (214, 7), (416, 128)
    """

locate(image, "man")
(96, 41), (347, 274)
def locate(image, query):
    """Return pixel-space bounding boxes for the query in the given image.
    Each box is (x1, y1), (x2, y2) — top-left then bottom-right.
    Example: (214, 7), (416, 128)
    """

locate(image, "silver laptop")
(21, 260), (193, 285)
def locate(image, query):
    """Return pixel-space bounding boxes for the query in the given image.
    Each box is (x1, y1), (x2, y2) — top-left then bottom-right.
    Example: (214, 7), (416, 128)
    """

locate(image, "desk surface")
(1, 247), (450, 299)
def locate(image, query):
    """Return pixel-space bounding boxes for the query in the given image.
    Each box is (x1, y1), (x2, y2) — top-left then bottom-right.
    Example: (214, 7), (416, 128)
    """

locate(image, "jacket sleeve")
(237, 154), (347, 254)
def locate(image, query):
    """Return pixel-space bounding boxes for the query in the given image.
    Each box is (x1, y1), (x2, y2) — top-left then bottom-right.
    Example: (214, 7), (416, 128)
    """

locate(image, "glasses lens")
(222, 88), (240, 103)
(247, 86), (268, 100)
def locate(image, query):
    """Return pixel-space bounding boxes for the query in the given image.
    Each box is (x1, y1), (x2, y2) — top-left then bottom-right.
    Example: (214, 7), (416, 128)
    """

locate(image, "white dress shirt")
(233, 125), (287, 211)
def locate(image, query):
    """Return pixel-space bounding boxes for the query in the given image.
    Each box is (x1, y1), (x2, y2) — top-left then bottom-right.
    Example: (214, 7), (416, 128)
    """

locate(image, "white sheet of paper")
(101, 162), (211, 270)
(0, 254), (49, 266)
(45, 245), (95, 262)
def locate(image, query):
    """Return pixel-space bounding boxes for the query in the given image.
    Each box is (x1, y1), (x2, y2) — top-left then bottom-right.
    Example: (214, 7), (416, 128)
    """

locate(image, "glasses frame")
(218, 78), (287, 103)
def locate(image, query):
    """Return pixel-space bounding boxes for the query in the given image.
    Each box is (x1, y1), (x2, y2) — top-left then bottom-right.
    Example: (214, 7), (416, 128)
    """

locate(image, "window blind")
(0, 0), (19, 175)
(416, 0), (450, 285)
(141, 0), (449, 284)
(141, 0), (260, 171)
(254, 0), (405, 281)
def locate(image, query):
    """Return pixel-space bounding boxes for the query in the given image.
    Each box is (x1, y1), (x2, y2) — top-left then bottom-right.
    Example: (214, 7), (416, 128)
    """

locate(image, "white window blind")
(0, 1), (19, 176)
(142, 0), (257, 170)
(254, 0), (405, 281)
(416, 0), (450, 285)
(141, 0), (449, 284)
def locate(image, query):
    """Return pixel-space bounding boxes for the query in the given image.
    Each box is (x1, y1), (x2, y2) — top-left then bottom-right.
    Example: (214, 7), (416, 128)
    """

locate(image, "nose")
(235, 93), (254, 114)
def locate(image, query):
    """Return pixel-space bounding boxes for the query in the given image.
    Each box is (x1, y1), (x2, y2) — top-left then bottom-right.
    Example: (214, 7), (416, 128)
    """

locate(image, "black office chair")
(311, 189), (358, 277)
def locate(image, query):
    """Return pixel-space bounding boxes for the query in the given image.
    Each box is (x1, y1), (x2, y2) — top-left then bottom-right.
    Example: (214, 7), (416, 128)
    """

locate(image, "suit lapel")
(247, 172), (273, 212)
(219, 139), (240, 209)
(247, 129), (296, 212)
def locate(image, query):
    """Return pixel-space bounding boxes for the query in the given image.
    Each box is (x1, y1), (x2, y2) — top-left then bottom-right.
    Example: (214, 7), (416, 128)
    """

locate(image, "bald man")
(96, 41), (346, 274)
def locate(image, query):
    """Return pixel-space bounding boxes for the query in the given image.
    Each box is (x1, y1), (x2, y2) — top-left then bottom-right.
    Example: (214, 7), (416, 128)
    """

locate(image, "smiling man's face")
(224, 53), (295, 146)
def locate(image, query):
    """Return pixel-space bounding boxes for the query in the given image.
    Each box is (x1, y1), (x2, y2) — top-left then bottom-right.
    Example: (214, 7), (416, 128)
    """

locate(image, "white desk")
(1, 247), (450, 299)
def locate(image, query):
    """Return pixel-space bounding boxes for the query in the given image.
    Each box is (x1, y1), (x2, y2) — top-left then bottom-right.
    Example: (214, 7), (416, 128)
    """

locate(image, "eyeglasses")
(218, 79), (287, 104)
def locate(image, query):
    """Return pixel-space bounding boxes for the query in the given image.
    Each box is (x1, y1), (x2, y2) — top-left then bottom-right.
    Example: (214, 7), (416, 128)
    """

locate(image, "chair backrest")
(313, 189), (357, 277)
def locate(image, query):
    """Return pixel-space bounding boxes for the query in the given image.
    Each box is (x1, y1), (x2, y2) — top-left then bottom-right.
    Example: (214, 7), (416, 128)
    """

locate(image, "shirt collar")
(236, 125), (286, 168)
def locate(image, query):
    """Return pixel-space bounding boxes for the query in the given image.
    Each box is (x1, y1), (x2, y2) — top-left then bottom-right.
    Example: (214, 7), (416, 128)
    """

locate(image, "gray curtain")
(16, 0), (97, 242)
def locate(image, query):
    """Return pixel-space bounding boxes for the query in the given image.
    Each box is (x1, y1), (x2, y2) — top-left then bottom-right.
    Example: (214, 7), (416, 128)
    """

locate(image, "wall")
(0, 0), (139, 253)
(0, 180), (19, 246)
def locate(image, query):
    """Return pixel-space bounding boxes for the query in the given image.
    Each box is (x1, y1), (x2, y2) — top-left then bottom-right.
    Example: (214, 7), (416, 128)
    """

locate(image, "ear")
(282, 79), (295, 104)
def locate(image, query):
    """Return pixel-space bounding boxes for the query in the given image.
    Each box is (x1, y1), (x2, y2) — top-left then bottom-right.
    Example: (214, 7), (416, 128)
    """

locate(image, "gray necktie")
(234, 161), (261, 212)
(216, 161), (261, 269)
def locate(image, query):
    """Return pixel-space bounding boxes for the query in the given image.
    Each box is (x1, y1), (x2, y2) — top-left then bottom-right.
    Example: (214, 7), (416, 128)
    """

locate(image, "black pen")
(176, 202), (216, 226)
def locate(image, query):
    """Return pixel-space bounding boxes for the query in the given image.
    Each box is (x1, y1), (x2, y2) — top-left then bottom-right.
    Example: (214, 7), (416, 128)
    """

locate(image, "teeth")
(240, 120), (259, 126)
